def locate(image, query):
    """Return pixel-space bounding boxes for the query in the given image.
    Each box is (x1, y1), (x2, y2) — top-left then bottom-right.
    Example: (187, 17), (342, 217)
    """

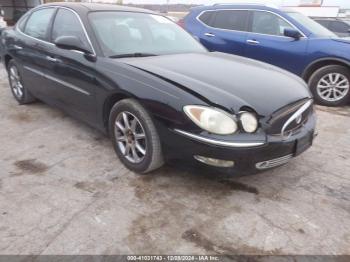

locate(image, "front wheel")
(109, 99), (164, 174)
(308, 65), (350, 106)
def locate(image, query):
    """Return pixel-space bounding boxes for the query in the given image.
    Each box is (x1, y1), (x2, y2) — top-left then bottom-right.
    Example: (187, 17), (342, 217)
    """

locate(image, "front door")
(45, 8), (97, 124)
(245, 10), (308, 76)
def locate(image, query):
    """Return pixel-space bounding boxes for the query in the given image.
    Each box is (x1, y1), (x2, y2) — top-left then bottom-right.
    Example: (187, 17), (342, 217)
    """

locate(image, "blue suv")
(183, 4), (350, 106)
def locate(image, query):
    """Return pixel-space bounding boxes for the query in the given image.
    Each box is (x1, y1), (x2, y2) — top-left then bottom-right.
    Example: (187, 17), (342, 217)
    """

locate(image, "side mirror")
(284, 28), (302, 40)
(54, 36), (91, 54)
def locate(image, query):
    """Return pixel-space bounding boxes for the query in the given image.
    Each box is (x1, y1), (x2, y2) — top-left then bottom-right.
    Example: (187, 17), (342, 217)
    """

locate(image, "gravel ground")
(0, 66), (349, 255)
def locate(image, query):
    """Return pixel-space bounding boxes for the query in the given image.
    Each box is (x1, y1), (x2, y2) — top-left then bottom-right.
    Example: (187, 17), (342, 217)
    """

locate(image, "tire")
(308, 65), (350, 106)
(7, 60), (36, 104)
(109, 98), (164, 174)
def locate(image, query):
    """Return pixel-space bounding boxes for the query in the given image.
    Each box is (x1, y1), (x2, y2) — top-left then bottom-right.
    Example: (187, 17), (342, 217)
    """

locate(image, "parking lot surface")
(0, 66), (349, 255)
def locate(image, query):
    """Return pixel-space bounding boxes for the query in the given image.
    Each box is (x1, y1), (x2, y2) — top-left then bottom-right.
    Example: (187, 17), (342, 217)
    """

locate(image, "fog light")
(194, 155), (234, 168)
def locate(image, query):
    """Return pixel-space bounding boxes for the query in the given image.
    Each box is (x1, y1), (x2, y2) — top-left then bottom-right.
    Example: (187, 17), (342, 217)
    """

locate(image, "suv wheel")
(109, 99), (164, 174)
(309, 65), (350, 106)
(7, 60), (36, 104)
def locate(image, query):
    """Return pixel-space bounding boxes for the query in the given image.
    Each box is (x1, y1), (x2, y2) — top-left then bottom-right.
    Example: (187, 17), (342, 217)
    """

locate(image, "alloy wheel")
(114, 111), (147, 164)
(316, 73), (350, 102)
(9, 66), (24, 99)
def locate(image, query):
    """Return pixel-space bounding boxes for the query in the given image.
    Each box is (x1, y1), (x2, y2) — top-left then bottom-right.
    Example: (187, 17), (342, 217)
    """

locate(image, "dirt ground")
(0, 66), (349, 255)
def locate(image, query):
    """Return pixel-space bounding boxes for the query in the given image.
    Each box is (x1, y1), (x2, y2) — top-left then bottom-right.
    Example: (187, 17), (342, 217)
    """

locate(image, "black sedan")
(1, 3), (316, 175)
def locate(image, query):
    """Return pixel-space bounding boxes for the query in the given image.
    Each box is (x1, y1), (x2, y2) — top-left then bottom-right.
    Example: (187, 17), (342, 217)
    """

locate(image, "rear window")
(24, 8), (55, 40)
(211, 10), (248, 31)
(198, 11), (215, 27)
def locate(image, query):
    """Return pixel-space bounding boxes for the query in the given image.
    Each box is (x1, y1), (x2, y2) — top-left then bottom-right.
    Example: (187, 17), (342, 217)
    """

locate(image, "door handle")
(247, 39), (260, 45)
(46, 56), (58, 63)
(204, 32), (215, 37)
(13, 45), (23, 50)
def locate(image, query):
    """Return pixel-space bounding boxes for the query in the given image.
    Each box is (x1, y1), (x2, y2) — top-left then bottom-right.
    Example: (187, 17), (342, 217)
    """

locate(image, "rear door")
(199, 9), (249, 56)
(17, 7), (57, 98)
(245, 10), (308, 75)
(46, 8), (97, 123)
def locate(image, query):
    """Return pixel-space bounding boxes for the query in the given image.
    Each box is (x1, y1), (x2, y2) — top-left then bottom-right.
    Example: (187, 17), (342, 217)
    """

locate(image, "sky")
(96, 0), (350, 8)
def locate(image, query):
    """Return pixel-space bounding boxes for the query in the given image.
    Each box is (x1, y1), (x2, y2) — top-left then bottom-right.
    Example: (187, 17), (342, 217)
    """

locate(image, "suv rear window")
(211, 10), (248, 31)
(198, 11), (215, 27)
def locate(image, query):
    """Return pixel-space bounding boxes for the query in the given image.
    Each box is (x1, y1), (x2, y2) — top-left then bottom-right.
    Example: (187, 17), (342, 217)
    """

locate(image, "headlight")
(240, 112), (258, 133)
(184, 105), (237, 135)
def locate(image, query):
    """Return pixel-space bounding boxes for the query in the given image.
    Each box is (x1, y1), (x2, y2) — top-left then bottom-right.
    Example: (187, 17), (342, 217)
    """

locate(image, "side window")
(198, 11), (215, 27)
(24, 8), (55, 40)
(212, 10), (248, 31)
(252, 11), (295, 36)
(331, 21), (349, 33)
(51, 8), (91, 51)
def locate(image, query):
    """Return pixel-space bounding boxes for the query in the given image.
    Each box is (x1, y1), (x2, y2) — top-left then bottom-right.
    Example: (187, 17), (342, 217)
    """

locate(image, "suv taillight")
(177, 18), (185, 28)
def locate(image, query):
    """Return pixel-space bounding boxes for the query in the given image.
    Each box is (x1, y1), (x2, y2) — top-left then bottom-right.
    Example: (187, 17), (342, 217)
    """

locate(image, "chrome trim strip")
(24, 66), (44, 76)
(196, 9), (307, 38)
(24, 66), (90, 96)
(174, 129), (265, 148)
(255, 154), (293, 170)
(281, 99), (312, 140)
(44, 73), (90, 96)
(18, 27), (55, 47)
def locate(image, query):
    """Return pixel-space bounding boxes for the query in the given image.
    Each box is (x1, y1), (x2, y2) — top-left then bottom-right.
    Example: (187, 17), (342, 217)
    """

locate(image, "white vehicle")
(284, 6), (340, 18)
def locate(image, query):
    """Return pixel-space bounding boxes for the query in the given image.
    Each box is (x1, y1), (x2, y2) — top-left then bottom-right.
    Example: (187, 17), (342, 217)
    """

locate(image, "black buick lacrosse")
(1, 3), (316, 174)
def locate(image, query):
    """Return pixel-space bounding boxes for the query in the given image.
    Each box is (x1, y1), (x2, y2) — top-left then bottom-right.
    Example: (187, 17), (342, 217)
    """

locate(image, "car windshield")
(286, 12), (337, 37)
(89, 11), (206, 57)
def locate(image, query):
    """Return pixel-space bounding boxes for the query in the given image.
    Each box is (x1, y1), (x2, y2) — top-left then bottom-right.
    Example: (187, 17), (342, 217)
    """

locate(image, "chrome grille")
(267, 99), (313, 137)
(281, 99), (313, 140)
(255, 154), (293, 170)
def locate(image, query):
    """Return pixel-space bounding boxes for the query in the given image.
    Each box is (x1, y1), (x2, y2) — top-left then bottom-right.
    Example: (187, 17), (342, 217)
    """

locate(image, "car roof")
(212, 3), (279, 8)
(39, 2), (155, 14)
(191, 3), (281, 13)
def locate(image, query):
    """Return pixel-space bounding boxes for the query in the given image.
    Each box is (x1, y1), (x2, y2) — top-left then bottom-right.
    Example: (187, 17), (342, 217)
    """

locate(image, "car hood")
(119, 52), (311, 116)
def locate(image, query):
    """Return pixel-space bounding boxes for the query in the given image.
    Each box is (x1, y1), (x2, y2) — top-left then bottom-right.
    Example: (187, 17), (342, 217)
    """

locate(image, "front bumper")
(160, 114), (316, 175)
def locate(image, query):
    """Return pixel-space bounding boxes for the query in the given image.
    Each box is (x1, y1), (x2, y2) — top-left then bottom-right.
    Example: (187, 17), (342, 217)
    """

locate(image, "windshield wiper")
(109, 53), (158, 58)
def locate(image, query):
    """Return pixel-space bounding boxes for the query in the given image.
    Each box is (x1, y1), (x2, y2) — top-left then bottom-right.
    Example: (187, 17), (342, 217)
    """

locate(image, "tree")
(117, 0), (123, 5)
